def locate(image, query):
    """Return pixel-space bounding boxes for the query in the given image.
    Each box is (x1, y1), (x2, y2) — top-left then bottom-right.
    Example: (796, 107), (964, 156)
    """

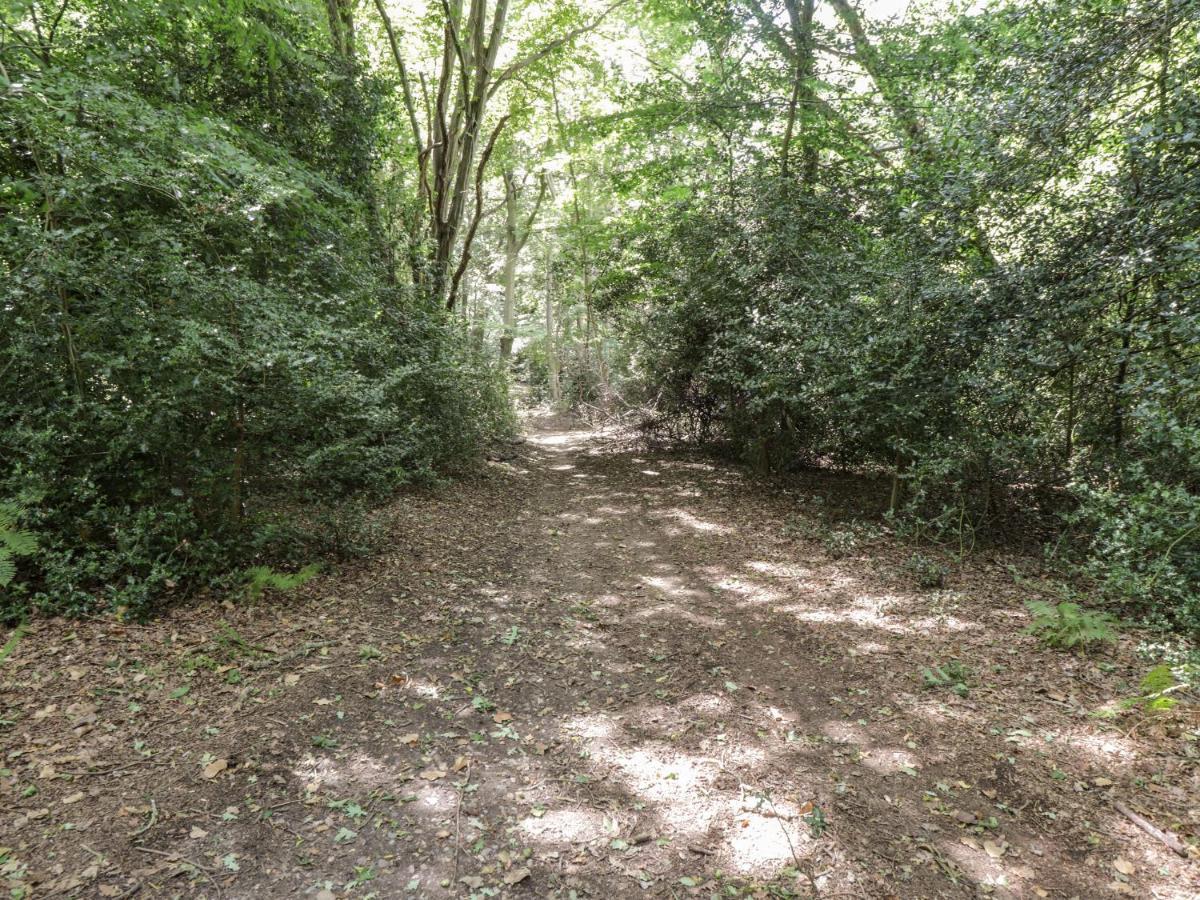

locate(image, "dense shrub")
(0, 5), (511, 620)
(601, 0), (1200, 631)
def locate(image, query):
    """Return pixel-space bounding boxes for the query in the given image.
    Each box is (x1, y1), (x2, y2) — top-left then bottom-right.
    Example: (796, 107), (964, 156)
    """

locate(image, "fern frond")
(1, 529), (37, 557)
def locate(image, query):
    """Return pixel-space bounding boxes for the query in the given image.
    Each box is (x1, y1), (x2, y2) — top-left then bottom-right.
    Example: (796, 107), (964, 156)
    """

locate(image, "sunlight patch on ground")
(746, 560), (813, 579)
(725, 801), (814, 873)
(858, 747), (920, 776)
(642, 574), (707, 599)
(726, 813), (811, 872)
(656, 508), (733, 534)
(556, 511), (603, 525)
(572, 714), (813, 877)
(565, 712), (619, 742)
(606, 746), (711, 811)
(936, 839), (1015, 891)
(528, 432), (583, 447)
(632, 601), (725, 628)
(911, 614), (981, 632)
(592, 504), (634, 516)
(821, 720), (871, 744)
(712, 576), (783, 605)
(659, 460), (719, 472)
(679, 692), (733, 717)
(782, 603), (978, 634)
(293, 752), (397, 791)
(1048, 726), (1141, 767)
(519, 807), (608, 844)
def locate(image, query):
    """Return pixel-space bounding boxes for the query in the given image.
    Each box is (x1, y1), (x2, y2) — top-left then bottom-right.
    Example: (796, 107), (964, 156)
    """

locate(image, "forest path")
(2, 414), (1194, 899)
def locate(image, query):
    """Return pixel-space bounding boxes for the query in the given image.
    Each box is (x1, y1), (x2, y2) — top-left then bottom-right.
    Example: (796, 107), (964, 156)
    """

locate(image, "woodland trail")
(1, 414), (1196, 899)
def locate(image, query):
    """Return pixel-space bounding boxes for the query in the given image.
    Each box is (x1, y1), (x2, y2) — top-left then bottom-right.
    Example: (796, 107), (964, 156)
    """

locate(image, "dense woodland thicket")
(2, 0), (1198, 632)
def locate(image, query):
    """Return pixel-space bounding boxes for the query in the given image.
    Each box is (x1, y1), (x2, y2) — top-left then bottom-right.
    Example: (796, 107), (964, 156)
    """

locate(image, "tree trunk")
(545, 242), (561, 404)
(498, 169), (546, 358)
(780, 0), (817, 185)
(500, 171), (519, 359)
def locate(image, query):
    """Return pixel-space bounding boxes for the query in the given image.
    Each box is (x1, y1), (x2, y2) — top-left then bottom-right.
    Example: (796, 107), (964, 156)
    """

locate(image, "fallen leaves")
(503, 867), (530, 885)
(983, 838), (1007, 859)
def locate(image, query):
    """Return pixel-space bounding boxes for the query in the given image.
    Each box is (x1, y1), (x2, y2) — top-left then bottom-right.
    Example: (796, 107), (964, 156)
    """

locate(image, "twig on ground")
(62, 757), (154, 777)
(129, 798), (158, 837)
(133, 846), (223, 897)
(244, 641), (333, 670)
(452, 761), (472, 884)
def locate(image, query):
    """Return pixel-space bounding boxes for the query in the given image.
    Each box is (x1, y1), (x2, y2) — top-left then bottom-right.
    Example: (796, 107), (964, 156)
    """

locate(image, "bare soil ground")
(2, 414), (1198, 899)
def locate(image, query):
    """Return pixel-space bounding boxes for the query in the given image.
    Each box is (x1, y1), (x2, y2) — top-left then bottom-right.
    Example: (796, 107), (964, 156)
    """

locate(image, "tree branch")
(440, 0), (472, 89)
(372, 0), (425, 157)
(517, 173), (548, 252)
(490, 0), (629, 96)
(447, 114), (510, 311)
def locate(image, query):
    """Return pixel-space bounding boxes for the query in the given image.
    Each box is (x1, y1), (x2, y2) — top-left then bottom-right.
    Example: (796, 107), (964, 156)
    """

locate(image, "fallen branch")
(1114, 800), (1189, 857)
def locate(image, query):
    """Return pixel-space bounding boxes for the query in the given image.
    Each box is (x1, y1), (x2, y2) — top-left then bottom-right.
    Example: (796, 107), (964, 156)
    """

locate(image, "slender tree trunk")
(828, 0), (998, 271)
(500, 171), (519, 359)
(324, 0), (393, 281)
(498, 170), (546, 358)
(373, 0), (619, 307)
(1064, 353), (1076, 466)
(780, 0), (816, 185)
(544, 242), (561, 404)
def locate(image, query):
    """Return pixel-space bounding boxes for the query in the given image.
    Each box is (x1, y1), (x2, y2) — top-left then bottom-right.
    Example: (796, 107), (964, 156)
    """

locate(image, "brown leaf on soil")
(504, 867), (531, 885)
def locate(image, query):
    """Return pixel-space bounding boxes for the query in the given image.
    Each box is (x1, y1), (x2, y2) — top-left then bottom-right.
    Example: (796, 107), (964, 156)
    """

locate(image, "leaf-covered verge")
(0, 1), (513, 620)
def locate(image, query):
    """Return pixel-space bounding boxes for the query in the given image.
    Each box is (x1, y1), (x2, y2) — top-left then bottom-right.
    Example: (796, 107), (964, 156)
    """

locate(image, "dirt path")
(1, 416), (1197, 899)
